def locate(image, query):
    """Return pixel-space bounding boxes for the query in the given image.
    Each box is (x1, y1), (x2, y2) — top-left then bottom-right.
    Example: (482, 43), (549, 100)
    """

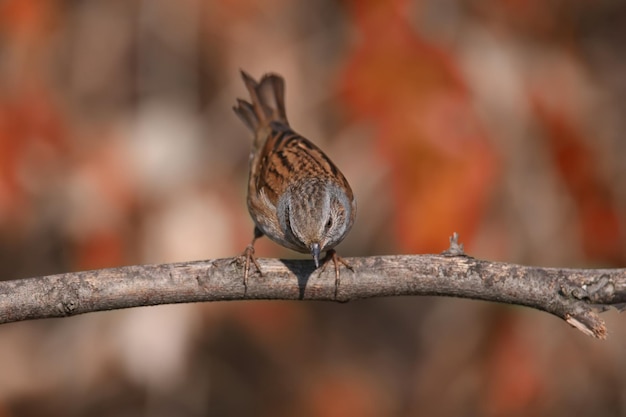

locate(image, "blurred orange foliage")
(533, 98), (623, 264)
(340, 0), (498, 253)
(482, 312), (544, 416)
(0, 91), (67, 228)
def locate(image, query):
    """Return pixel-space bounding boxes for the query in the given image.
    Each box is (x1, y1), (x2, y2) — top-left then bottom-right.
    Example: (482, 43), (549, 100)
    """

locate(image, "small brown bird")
(234, 71), (356, 294)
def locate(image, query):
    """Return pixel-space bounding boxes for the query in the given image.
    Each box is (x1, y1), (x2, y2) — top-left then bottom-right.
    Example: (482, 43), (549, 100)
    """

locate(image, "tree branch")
(1, 238), (624, 339)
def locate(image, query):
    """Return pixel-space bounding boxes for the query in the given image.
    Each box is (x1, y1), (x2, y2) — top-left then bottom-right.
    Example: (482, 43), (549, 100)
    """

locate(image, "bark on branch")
(1, 238), (624, 339)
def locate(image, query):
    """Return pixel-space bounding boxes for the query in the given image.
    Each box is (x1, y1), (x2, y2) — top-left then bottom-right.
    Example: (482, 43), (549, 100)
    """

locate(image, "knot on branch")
(59, 297), (78, 314)
(561, 275), (615, 304)
(54, 281), (81, 315)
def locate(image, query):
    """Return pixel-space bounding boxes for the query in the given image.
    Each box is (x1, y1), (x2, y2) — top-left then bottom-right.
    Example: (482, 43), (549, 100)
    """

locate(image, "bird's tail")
(234, 70), (288, 133)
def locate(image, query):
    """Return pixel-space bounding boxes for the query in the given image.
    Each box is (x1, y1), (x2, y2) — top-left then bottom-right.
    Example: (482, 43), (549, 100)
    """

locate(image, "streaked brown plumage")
(234, 71), (356, 293)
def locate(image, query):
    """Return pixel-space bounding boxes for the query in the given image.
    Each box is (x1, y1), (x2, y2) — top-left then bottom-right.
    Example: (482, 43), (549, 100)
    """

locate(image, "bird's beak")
(311, 243), (321, 268)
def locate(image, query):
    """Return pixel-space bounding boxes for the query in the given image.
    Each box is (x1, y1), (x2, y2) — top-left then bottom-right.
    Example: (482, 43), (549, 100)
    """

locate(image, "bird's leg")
(241, 227), (264, 295)
(319, 249), (353, 299)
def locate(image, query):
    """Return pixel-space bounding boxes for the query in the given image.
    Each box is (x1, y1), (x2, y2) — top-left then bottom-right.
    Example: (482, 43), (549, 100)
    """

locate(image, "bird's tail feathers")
(234, 70), (288, 132)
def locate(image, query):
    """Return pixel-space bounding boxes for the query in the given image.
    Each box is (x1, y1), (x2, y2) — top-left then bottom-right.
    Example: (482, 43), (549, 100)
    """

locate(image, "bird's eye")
(325, 218), (333, 230)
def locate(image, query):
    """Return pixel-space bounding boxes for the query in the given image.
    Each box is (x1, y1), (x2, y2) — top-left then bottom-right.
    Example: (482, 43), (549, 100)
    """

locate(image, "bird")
(233, 70), (356, 296)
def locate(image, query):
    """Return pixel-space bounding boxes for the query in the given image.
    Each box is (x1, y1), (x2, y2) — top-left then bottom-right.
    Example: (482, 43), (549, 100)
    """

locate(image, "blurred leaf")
(74, 230), (126, 271)
(340, 0), (498, 253)
(532, 98), (624, 264)
(307, 368), (390, 417)
(0, 90), (67, 227)
(482, 312), (544, 416)
(0, 0), (55, 40)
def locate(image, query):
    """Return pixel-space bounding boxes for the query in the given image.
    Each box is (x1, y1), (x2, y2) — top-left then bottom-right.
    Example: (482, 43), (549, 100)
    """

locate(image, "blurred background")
(0, 0), (625, 416)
